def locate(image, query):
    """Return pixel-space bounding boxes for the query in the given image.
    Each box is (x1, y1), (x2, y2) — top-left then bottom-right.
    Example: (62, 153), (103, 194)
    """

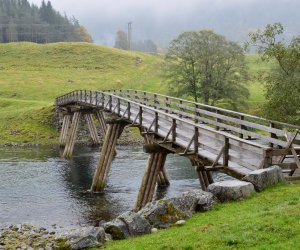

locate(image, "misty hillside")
(71, 0), (300, 46)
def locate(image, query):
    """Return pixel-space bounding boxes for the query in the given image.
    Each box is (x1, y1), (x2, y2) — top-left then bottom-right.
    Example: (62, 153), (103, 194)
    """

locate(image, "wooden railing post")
(269, 122), (276, 148)
(154, 94), (157, 109)
(139, 107), (143, 127)
(109, 95), (112, 111)
(179, 100), (183, 118)
(155, 112), (158, 133)
(165, 97), (170, 113)
(240, 115), (246, 138)
(194, 127), (199, 154)
(143, 92), (147, 105)
(223, 137), (229, 166)
(172, 119), (176, 142)
(128, 102), (131, 120)
(101, 93), (105, 107)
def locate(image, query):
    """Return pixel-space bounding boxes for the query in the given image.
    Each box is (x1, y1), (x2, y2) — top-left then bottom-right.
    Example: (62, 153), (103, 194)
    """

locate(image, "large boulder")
(60, 226), (105, 249)
(103, 218), (129, 240)
(207, 180), (255, 202)
(138, 189), (214, 228)
(242, 165), (285, 192)
(118, 211), (152, 236)
(138, 199), (185, 228)
(181, 189), (215, 212)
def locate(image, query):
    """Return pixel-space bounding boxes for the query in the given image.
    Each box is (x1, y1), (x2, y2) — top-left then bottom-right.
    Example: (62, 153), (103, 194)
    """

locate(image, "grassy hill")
(0, 42), (270, 144)
(0, 42), (164, 144)
(103, 183), (300, 250)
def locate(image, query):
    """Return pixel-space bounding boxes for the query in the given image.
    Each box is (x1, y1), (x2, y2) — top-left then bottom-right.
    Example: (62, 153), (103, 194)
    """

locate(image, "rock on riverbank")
(0, 224), (109, 250)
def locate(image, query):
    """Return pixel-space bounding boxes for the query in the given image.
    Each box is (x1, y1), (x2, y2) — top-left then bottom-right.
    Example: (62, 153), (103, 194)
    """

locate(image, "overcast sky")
(28, 0), (300, 47)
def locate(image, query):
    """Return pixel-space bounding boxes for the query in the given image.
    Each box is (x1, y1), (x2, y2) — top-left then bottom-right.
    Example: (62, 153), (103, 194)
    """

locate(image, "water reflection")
(0, 145), (216, 228)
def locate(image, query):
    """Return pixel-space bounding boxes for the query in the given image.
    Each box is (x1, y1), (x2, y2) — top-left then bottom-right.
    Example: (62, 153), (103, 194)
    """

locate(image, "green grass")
(0, 42), (164, 144)
(0, 43), (272, 144)
(102, 183), (300, 250)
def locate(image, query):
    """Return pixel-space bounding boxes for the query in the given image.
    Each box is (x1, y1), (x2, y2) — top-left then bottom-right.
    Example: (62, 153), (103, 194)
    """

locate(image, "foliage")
(164, 30), (249, 109)
(247, 23), (300, 125)
(103, 183), (300, 250)
(0, 0), (92, 43)
(114, 30), (128, 50)
(132, 39), (158, 53)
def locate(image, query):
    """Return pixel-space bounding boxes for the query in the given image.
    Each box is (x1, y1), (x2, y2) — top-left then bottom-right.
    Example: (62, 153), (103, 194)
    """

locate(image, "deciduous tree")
(165, 30), (249, 109)
(247, 23), (300, 124)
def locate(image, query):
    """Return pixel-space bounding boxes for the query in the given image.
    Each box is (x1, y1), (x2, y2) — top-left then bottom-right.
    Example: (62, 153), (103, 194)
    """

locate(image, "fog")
(28, 0), (300, 47)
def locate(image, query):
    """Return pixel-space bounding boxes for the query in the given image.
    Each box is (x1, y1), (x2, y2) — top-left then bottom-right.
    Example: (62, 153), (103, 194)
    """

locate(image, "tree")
(0, 0), (91, 43)
(247, 23), (300, 124)
(164, 30), (249, 108)
(78, 25), (93, 43)
(114, 30), (128, 50)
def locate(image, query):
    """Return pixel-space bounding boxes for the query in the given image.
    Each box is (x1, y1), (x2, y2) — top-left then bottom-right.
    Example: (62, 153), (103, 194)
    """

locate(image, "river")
(0, 145), (229, 228)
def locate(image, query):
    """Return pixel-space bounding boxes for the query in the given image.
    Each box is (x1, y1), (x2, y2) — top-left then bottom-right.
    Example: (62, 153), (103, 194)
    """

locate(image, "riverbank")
(103, 183), (300, 250)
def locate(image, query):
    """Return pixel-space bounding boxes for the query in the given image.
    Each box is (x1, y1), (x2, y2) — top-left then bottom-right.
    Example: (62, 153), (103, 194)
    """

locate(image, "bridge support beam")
(91, 121), (125, 192)
(96, 110), (107, 134)
(59, 114), (71, 147)
(84, 113), (101, 145)
(191, 160), (214, 191)
(140, 128), (170, 187)
(63, 112), (81, 159)
(134, 145), (169, 211)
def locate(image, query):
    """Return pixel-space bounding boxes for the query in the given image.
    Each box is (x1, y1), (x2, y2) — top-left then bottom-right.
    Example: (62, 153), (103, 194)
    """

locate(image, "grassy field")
(102, 183), (300, 250)
(0, 42), (164, 144)
(0, 42), (270, 144)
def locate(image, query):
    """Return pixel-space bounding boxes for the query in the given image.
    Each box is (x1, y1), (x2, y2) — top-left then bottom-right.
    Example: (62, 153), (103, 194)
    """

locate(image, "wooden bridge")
(56, 89), (300, 210)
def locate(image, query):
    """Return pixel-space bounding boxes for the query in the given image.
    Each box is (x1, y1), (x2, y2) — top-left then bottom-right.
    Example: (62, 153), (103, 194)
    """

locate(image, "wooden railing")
(107, 89), (300, 148)
(56, 89), (300, 176)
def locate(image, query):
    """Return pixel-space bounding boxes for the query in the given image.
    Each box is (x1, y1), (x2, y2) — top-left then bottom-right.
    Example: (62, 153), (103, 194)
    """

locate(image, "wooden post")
(59, 114), (71, 147)
(62, 112), (81, 159)
(90, 121), (125, 192)
(191, 160), (213, 191)
(141, 131), (170, 188)
(223, 137), (229, 166)
(96, 110), (107, 134)
(84, 113), (101, 145)
(134, 150), (168, 211)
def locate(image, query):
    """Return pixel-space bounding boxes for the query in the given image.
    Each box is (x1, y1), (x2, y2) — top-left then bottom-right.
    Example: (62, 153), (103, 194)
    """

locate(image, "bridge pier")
(140, 128), (170, 187)
(190, 160), (214, 191)
(95, 110), (107, 134)
(59, 114), (71, 147)
(63, 112), (81, 159)
(134, 146), (169, 211)
(84, 113), (101, 145)
(91, 120), (126, 192)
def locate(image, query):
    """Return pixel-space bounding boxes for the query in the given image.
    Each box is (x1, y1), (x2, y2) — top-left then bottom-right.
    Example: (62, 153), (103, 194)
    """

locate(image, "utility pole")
(128, 21), (132, 50)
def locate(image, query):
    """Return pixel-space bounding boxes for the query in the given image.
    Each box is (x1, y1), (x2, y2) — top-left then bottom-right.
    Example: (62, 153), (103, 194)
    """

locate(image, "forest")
(0, 0), (92, 43)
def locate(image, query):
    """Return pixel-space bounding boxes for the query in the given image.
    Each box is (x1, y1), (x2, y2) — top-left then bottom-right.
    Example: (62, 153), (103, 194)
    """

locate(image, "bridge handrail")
(107, 89), (300, 145)
(56, 90), (273, 150)
(56, 90), (300, 149)
(112, 89), (300, 130)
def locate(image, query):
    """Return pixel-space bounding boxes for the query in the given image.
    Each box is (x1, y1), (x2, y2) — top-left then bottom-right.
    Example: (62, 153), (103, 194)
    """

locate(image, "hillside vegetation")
(0, 42), (268, 144)
(0, 42), (164, 144)
(103, 183), (300, 250)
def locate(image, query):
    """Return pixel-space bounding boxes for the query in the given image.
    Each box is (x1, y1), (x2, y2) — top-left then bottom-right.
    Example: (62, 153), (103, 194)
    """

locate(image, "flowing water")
(0, 145), (230, 228)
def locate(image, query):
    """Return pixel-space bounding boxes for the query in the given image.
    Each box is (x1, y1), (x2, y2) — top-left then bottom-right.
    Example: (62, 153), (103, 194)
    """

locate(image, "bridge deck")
(56, 90), (300, 178)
